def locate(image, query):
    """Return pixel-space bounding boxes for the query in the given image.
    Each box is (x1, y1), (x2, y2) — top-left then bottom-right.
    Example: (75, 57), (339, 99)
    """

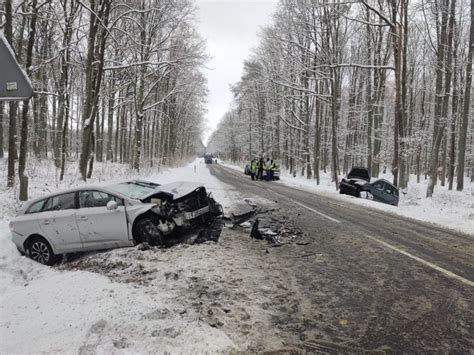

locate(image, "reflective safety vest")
(272, 162), (279, 170)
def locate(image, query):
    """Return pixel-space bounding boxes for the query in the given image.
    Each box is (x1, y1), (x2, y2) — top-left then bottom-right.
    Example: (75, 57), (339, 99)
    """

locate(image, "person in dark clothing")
(257, 158), (264, 180)
(264, 158), (272, 181)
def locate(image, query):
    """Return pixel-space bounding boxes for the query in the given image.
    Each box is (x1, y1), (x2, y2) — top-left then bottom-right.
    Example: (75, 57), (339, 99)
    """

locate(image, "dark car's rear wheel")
(27, 236), (57, 265)
(135, 218), (163, 246)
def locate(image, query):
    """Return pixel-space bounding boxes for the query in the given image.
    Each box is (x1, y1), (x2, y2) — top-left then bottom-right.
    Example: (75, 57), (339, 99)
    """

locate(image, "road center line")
(257, 186), (341, 223)
(291, 200), (341, 223)
(365, 235), (474, 287)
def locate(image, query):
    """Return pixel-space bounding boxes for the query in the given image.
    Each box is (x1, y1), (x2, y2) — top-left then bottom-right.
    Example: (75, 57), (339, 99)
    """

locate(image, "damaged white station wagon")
(9, 180), (222, 265)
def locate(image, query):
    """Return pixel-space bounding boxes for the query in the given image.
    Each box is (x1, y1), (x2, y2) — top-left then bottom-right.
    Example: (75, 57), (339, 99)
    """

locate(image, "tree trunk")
(366, 10), (374, 175)
(427, 0), (449, 197)
(331, 68), (340, 188)
(5, 0), (16, 187)
(78, 0), (111, 180)
(456, 0), (473, 191)
(0, 102), (4, 158)
(391, 0), (403, 187)
(448, 63), (459, 190)
(440, 0), (457, 188)
(19, 0), (38, 201)
(106, 86), (115, 161)
(399, 0), (409, 189)
(59, 92), (70, 181)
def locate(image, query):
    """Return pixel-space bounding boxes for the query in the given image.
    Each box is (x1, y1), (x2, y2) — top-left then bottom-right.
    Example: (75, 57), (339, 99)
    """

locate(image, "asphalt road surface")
(209, 163), (474, 353)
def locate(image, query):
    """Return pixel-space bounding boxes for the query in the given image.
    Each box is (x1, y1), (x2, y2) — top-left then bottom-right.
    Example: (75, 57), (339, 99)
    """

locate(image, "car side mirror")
(107, 200), (118, 210)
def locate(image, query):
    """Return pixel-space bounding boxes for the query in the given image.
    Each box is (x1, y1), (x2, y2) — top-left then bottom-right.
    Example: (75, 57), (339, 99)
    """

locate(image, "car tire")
(135, 218), (163, 246)
(362, 191), (374, 200)
(27, 236), (57, 265)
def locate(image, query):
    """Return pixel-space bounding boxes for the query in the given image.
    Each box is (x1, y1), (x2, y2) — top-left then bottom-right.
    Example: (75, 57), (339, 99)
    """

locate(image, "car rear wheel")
(27, 237), (57, 265)
(135, 218), (163, 246)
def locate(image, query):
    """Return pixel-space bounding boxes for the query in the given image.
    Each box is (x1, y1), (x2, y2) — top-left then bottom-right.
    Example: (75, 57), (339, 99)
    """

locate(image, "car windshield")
(108, 181), (159, 199)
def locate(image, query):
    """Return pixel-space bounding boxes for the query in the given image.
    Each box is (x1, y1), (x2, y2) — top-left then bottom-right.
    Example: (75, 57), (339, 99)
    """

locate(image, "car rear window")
(25, 199), (47, 214)
(43, 192), (76, 211)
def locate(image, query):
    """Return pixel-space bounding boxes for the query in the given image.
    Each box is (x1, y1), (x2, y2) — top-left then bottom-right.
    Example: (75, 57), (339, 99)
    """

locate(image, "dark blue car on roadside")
(339, 167), (399, 206)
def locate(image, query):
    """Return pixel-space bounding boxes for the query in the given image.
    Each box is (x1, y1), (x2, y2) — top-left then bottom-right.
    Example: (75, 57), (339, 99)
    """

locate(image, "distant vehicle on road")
(10, 180), (222, 265)
(204, 154), (213, 164)
(262, 168), (280, 181)
(339, 167), (399, 206)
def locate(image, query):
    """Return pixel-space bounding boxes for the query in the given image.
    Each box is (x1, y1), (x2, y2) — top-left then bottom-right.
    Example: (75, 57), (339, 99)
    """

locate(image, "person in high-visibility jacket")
(250, 159), (257, 180)
(271, 160), (279, 181)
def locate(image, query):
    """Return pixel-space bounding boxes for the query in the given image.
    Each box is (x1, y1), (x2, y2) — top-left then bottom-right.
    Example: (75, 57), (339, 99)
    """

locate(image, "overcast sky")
(195, 0), (277, 145)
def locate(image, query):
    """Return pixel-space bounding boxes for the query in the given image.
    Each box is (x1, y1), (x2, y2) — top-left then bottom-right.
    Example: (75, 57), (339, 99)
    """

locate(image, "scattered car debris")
(194, 219), (225, 244)
(228, 203), (258, 227)
(243, 208), (303, 246)
(239, 221), (252, 228)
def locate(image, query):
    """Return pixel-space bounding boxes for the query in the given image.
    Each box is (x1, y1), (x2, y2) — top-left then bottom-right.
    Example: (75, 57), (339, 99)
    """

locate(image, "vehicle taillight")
(9, 222), (14, 231)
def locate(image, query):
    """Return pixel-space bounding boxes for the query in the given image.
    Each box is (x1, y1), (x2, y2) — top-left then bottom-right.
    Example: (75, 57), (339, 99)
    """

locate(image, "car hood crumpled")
(145, 181), (205, 200)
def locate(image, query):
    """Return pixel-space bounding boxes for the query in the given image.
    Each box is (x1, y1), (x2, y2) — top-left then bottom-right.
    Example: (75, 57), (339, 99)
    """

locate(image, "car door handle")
(42, 220), (50, 225)
(78, 216), (88, 221)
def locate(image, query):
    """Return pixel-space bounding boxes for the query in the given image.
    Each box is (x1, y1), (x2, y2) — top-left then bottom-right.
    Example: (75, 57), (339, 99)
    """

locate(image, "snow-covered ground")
(220, 160), (474, 235)
(1, 157), (472, 353)
(0, 158), (238, 354)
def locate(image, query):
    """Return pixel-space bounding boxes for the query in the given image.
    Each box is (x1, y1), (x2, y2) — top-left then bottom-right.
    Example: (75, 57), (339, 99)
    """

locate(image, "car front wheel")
(28, 237), (57, 265)
(361, 191), (374, 200)
(135, 218), (163, 246)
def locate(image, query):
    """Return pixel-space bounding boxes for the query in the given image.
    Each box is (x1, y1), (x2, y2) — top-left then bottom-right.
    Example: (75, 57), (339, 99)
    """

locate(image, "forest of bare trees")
(207, 0), (473, 197)
(1, 0), (208, 200)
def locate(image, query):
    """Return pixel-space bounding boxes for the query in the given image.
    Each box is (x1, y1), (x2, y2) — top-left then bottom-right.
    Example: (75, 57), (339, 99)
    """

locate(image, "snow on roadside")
(220, 160), (474, 235)
(0, 158), (237, 354)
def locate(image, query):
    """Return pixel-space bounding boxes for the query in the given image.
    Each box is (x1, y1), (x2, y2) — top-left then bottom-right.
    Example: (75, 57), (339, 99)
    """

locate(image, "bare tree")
(456, 0), (473, 191)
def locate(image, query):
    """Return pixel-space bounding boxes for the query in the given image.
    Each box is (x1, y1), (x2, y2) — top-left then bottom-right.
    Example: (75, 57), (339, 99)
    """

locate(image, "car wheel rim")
(31, 242), (50, 264)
